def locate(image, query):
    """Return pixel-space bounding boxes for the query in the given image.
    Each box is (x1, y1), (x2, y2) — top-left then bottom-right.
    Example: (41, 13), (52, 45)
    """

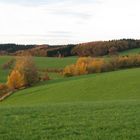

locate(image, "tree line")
(0, 44), (35, 53)
(1, 39), (140, 57)
(72, 39), (140, 57)
(0, 44), (76, 57)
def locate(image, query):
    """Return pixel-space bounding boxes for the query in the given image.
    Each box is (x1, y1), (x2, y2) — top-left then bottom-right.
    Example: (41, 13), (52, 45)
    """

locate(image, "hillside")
(1, 68), (140, 106)
(0, 68), (140, 139)
(1, 55), (140, 140)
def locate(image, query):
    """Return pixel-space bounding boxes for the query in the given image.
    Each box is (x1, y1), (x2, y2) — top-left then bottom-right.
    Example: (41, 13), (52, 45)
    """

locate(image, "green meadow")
(119, 48), (140, 56)
(0, 49), (140, 139)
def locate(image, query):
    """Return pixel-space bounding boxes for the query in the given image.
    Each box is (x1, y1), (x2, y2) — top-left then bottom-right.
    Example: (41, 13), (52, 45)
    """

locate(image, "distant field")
(119, 48), (140, 56)
(0, 56), (77, 69)
(0, 68), (140, 139)
(34, 56), (78, 69)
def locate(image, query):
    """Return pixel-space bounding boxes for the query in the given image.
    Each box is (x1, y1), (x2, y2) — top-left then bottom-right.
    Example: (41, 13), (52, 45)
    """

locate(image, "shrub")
(41, 72), (50, 81)
(0, 83), (8, 91)
(63, 64), (76, 77)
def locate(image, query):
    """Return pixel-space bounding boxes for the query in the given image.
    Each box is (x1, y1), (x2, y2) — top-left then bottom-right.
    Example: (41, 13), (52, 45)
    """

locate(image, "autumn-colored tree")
(87, 59), (105, 73)
(63, 57), (90, 76)
(74, 57), (89, 75)
(109, 47), (118, 56)
(7, 56), (39, 89)
(7, 70), (25, 89)
(72, 39), (140, 57)
(63, 64), (76, 77)
(15, 56), (39, 86)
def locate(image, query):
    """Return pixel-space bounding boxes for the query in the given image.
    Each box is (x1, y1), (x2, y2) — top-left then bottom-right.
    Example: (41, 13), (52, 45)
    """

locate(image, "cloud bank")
(0, 0), (140, 44)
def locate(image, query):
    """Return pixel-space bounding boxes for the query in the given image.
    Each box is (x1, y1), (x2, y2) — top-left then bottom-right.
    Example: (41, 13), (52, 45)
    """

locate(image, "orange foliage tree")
(7, 56), (39, 89)
(7, 70), (25, 89)
(63, 57), (92, 76)
(87, 59), (105, 73)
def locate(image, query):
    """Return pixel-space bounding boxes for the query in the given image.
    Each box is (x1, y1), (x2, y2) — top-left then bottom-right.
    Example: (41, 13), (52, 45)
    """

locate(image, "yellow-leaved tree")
(7, 56), (39, 89)
(7, 70), (25, 89)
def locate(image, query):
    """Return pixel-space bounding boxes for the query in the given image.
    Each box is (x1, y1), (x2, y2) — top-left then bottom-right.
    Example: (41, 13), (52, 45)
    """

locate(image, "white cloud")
(0, 0), (140, 44)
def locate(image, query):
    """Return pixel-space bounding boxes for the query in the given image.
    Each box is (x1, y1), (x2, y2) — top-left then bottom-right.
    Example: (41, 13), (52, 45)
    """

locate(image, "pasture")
(1, 52), (140, 140)
(0, 68), (140, 139)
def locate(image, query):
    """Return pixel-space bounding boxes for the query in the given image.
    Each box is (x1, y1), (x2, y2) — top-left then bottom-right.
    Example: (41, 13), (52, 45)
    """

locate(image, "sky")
(0, 0), (140, 45)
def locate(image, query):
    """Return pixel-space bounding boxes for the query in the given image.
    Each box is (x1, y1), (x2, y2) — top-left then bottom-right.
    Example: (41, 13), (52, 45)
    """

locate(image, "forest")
(1, 39), (140, 57)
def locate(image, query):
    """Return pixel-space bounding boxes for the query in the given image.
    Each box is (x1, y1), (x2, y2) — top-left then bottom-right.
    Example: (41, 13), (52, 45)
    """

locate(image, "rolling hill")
(0, 68), (140, 139)
(1, 68), (140, 106)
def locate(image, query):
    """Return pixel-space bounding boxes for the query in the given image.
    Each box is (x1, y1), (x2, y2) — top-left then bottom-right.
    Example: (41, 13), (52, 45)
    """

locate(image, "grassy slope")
(0, 68), (140, 139)
(1, 68), (140, 106)
(1, 52), (140, 140)
(0, 101), (140, 140)
(103, 48), (140, 59)
(119, 48), (140, 56)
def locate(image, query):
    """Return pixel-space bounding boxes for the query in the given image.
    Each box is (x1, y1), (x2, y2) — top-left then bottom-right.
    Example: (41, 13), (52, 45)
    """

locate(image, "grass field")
(0, 101), (140, 140)
(0, 56), (77, 69)
(1, 68), (140, 105)
(102, 48), (140, 59)
(1, 52), (140, 140)
(119, 48), (140, 56)
(0, 68), (140, 139)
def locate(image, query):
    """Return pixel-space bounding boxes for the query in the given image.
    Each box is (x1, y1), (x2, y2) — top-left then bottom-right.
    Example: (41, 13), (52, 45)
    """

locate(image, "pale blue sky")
(0, 0), (140, 44)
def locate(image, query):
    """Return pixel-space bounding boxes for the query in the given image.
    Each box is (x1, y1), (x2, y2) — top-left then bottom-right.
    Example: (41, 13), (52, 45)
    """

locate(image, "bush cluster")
(63, 55), (140, 76)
